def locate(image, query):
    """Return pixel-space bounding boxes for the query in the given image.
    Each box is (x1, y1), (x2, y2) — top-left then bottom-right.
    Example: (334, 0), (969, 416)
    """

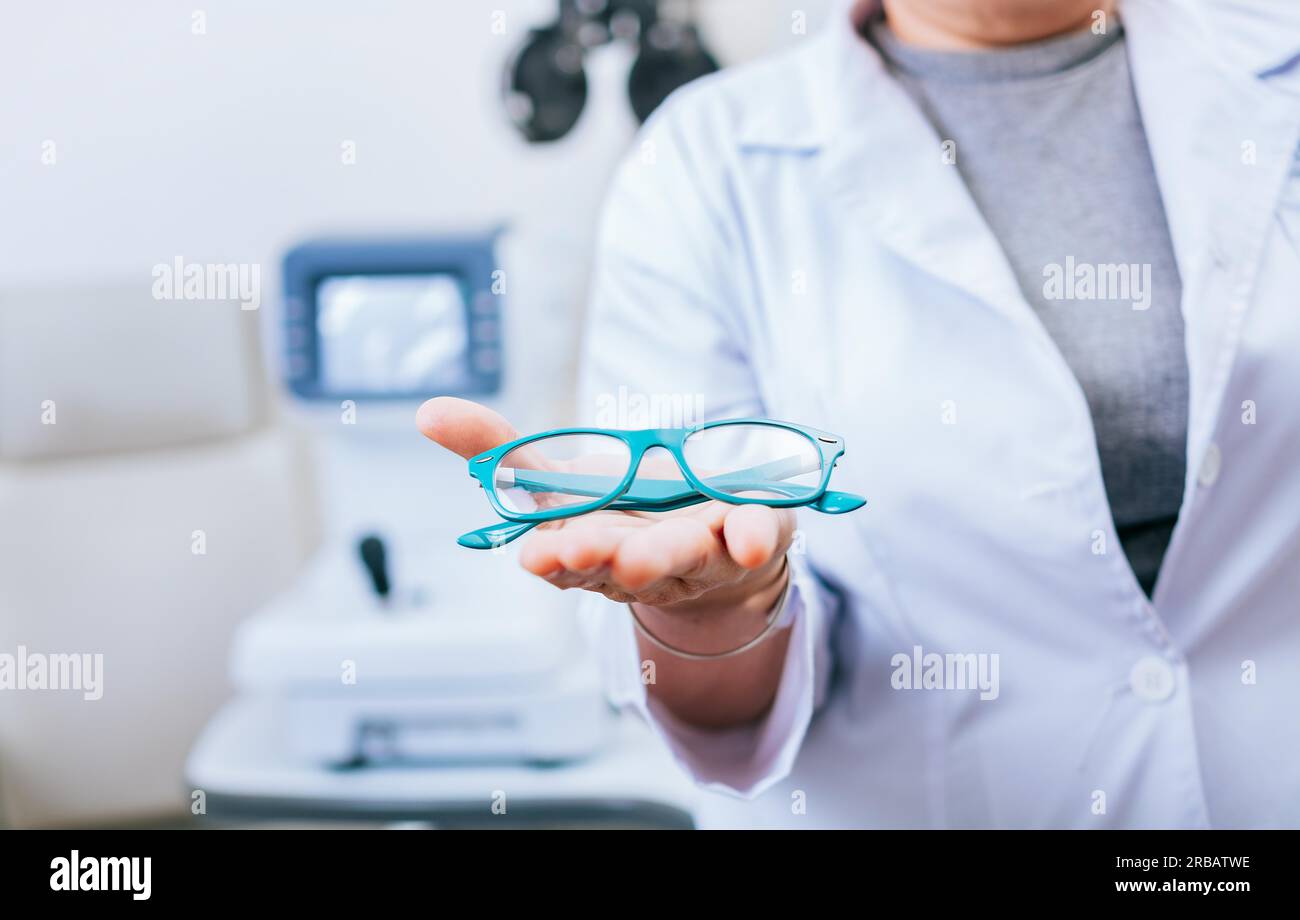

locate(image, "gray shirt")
(867, 21), (1188, 597)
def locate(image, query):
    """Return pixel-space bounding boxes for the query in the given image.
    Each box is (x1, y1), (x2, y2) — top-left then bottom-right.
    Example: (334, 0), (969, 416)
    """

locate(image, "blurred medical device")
(281, 238), (503, 402)
(505, 0), (718, 142)
(226, 236), (610, 766)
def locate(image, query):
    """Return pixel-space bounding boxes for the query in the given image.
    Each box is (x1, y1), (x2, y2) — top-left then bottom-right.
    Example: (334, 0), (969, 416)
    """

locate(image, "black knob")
(358, 534), (390, 601)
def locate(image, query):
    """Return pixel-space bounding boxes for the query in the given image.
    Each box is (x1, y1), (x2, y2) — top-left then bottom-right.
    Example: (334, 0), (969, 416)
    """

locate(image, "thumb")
(722, 504), (797, 570)
(416, 397), (520, 460)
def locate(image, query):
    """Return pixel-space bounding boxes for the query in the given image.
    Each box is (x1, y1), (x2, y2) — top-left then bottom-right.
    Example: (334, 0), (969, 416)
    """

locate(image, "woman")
(420, 0), (1300, 828)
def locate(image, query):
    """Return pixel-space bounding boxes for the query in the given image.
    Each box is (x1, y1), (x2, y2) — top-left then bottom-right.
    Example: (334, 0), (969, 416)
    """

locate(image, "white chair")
(0, 282), (320, 827)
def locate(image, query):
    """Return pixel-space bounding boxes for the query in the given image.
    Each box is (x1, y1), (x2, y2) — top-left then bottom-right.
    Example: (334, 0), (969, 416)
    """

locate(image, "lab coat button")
(1198, 442), (1222, 487)
(1130, 656), (1176, 703)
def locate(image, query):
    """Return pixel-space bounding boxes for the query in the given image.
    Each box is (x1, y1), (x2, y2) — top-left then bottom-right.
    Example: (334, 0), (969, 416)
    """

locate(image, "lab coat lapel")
(805, 0), (1300, 466)
(1122, 0), (1300, 465)
(808, 7), (1038, 331)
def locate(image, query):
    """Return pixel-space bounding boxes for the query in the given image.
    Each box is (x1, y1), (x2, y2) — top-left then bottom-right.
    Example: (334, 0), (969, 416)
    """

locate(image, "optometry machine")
(223, 235), (613, 768)
(504, 0), (718, 143)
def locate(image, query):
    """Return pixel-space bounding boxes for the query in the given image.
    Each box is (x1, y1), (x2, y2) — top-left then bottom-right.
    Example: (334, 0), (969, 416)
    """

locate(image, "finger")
(722, 504), (791, 570)
(612, 516), (718, 591)
(555, 523), (627, 574)
(690, 500), (732, 533)
(415, 397), (519, 460)
(539, 569), (592, 590)
(518, 529), (566, 578)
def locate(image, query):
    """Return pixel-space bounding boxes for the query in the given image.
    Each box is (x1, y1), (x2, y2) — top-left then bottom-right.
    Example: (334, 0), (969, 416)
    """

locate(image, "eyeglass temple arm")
(459, 488), (867, 549)
(458, 489), (722, 549)
(812, 490), (867, 514)
(457, 519), (540, 550)
(459, 488), (866, 549)
(611, 485), (865, 513)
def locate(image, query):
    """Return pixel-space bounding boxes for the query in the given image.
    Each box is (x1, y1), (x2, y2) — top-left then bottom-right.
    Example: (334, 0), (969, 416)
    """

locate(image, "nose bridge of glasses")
(635, 442), (685, 468)
(615, 444), (696, 505)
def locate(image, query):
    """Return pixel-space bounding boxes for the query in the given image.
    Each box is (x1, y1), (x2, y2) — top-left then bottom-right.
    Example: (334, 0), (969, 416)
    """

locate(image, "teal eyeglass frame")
(457, 418), (867, 549)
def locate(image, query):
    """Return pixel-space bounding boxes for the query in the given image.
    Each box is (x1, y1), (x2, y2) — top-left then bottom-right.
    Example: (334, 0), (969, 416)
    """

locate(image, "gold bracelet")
(627, 559), (792, 661)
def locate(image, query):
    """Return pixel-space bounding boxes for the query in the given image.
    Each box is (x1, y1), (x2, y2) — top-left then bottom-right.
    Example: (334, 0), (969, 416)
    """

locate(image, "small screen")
(315, 273), (470, 395)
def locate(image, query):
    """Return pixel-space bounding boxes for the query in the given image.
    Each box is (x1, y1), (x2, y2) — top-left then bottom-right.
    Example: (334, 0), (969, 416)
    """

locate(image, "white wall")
(1, 2), (602, 277)
(1, 5), (826, 278)
(0, 0), (831, 423)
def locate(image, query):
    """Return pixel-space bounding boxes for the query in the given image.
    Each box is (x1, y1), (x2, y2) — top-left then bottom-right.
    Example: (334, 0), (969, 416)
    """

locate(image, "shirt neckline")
(866, 18), (1125, 84)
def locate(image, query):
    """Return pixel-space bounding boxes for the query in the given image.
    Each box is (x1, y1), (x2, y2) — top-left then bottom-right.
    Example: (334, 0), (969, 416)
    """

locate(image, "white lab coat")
(578, 0), (1300, 828)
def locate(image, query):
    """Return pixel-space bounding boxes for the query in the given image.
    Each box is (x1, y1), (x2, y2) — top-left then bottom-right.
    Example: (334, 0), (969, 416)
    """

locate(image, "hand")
(416, 397), (794, 611)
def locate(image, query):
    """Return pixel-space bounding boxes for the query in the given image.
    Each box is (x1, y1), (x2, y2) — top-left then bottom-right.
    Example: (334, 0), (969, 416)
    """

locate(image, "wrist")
(630, 556), (790, 658)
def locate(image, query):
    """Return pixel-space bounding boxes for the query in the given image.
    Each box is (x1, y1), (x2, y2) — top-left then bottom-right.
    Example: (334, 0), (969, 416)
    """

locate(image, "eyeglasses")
(457, 418), (866, 549)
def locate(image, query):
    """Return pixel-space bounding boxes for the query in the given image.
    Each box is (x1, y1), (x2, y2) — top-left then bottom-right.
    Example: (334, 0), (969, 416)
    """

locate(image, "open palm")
(418, 398), (794, 609)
